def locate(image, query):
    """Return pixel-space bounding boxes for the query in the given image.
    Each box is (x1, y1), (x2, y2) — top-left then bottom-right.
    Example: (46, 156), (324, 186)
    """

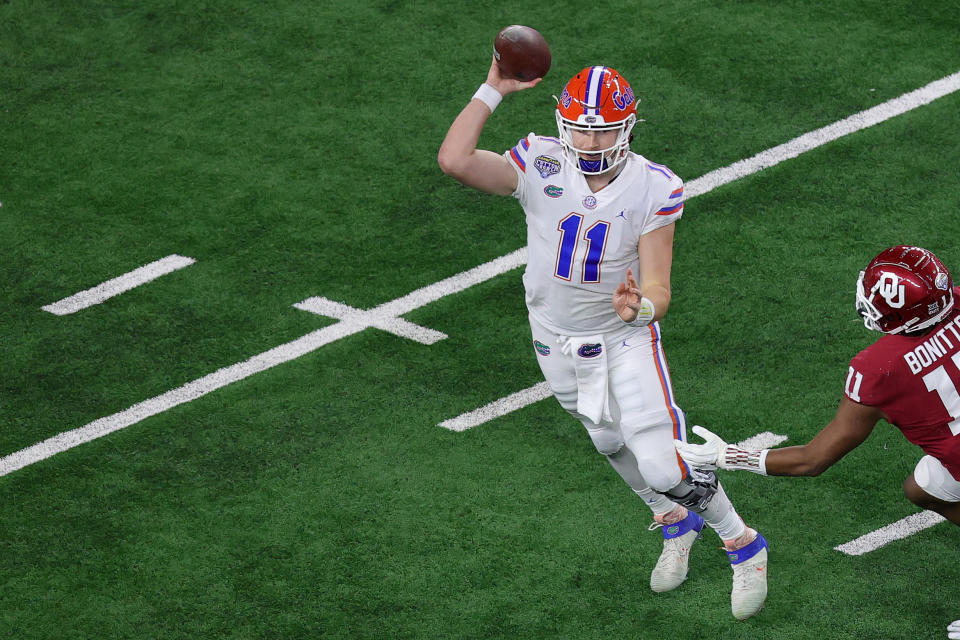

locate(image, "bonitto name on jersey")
(903, 314), (960, 374)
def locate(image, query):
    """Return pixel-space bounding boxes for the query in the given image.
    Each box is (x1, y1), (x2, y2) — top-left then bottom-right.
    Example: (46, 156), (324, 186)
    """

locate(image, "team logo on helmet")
(872, 272), (906, 308)
(612, 86), (636, 111)
(936, 272), (950, 290)
(534, 155), (561, 178)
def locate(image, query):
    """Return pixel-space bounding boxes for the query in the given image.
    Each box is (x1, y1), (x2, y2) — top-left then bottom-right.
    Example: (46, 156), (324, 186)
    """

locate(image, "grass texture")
(1, 0), (959, 638)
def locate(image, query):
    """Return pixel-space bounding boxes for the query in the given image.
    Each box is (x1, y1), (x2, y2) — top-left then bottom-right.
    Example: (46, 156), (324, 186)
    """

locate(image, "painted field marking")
(0, 248), (527, 477)
(440, 381), (553, 431)
(736, 431), (789, 450)
(834, 510), (947, 556)
(294, 297), (447, 345)
(6, 70), (960, 477)
(42, 254), (196, 315)
(685, 70), (960, 198)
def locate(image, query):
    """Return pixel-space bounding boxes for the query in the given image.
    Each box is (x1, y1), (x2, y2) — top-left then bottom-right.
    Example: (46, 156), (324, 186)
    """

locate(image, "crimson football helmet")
(555, 66), (638, 175)
(855, 245), (954, 334)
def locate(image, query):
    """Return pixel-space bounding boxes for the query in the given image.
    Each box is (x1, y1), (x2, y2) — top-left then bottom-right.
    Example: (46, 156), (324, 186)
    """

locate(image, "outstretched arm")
(437, 57), (541, 196)
(675, 396), (886, 476)
(765, 396), (885, 476)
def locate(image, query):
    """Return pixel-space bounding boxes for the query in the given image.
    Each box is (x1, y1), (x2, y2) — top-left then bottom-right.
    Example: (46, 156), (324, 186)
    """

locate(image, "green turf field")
(2, 1), (959, 638)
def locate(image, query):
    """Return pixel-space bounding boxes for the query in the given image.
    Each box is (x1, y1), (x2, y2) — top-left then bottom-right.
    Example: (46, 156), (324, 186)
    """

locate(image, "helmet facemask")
(554, 66), (640, 176)
(555, 111), (637, 175)
(855, 270), (885, 332)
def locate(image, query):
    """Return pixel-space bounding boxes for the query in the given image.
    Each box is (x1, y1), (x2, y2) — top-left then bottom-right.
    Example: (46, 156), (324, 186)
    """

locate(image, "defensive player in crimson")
(438, 57), (768, 619)
(675, 245), (960, 635)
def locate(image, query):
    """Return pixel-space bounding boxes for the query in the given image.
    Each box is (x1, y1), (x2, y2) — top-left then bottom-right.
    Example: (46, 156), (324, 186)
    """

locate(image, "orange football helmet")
(555, 66), (639, 174)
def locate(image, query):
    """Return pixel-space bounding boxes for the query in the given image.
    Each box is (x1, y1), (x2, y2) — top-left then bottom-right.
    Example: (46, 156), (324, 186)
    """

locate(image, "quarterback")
(439, 57), (768, 619)
(675, 245), (960, 635)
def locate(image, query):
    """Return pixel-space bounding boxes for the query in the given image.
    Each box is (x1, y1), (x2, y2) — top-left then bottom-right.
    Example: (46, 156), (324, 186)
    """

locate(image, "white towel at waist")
(559, 334), (612, 425)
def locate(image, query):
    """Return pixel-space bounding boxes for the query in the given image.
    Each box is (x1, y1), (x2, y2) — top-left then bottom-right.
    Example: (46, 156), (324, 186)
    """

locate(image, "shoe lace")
(652, 528), (691, 571)
(732, 558), (766, 590)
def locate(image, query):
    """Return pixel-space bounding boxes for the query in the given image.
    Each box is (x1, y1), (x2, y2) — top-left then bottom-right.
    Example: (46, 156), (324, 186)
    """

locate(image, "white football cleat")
(727, 533), (769, 620)
(649, 511), (704, 592)
(948, 619), (960, 640)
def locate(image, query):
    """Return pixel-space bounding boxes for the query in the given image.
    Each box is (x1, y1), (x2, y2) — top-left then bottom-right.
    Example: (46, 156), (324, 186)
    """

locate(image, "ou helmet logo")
(871, 271), (906, 308)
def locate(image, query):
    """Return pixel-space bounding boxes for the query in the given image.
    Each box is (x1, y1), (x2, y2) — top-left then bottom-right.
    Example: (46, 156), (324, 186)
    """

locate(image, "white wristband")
(721, 446), (769, 475)
(626, 297), (656, 327)
(472, 83), (503, 112)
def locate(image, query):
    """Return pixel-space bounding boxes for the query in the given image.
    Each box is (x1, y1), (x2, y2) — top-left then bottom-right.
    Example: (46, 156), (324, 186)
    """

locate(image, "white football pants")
(529, 315), (688, 493)
(530, 314), (748, 540)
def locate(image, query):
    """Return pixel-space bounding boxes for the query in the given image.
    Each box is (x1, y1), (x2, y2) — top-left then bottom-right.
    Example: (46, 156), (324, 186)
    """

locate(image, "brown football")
(493, 25), (551, 81)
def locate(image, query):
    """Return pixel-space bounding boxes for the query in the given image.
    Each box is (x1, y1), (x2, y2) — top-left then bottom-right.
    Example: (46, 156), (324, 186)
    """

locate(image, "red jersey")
(843, 288), (960, 481)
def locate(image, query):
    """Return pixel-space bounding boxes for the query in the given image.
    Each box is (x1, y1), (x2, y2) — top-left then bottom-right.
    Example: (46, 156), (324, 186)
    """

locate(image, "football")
(493, 25), (551, 81)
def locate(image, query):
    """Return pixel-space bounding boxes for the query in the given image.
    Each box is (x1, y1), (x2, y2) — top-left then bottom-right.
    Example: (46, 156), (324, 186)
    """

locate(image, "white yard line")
(42, 255), (196, 315)
(0, 248), (527, 477)
(685, 70), (960, 198)
(6, 71), (960, 478)
(834, 510), (947, 556)
(737, 431), (789, 450)
(439, 382), (554, 432)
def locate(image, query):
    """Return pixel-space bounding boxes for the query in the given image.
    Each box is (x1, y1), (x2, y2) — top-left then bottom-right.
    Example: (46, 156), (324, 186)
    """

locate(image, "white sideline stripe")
(834, 510), (947, 556)
(440, 382), (553, 431)
(684, 70), (960, 199)
(8, 70), (960, 475)
(0, 248), (528, 477)
(41, 255), (196, 315)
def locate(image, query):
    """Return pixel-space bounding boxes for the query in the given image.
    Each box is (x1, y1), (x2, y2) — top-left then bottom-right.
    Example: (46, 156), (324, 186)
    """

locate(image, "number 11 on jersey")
(847, 362), (960, 436)
(556, 213), (610, 284)
(922, 353), (960, 436)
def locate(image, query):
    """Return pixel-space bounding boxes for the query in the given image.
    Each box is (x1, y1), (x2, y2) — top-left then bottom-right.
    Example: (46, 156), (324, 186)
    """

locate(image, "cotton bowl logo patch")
(936, 271), (950, 290)
(543, 184), (563, 198)
(577, 343), (602, 358)
(582, 195), (597, 210)
(534, 155), (561, 178)
(534, 340), (551, 356)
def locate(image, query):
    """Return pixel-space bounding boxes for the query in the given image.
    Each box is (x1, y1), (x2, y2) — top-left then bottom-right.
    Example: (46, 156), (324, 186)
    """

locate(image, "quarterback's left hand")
(613, 268), (655, 326)
(674, 425), (726, 470)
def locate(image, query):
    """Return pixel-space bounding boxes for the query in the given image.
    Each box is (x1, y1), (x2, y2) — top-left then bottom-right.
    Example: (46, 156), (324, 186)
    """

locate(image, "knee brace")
(586, 427), (624, 456)
(664, 470), (719, 512)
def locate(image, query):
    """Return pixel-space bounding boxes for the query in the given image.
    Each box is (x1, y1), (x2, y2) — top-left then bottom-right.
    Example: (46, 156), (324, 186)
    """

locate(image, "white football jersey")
(505, 133), (684, 335)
